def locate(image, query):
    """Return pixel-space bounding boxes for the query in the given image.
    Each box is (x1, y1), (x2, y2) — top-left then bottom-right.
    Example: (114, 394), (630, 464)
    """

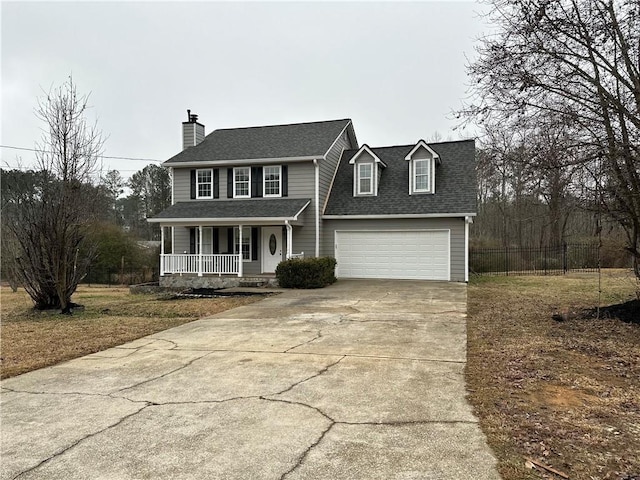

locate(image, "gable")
(404, 140), (441, 164)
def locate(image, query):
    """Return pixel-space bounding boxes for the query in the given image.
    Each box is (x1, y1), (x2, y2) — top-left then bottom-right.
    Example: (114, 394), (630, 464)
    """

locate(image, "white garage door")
(335, 230), (450, 280)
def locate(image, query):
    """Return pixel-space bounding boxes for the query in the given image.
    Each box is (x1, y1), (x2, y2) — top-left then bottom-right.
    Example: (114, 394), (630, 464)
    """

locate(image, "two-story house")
(149, 113), (476, 288)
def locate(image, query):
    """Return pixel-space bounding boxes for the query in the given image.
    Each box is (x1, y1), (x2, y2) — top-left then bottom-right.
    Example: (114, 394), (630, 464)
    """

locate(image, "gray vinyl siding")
(182, 124), (195, 150)
(172, 162), (317, 203)
(319, 129), (352, 209)
(286, 162), (315, 256)
(315, 128), (352, 256)
(321, 217), (467, 282)
(173, 168), (191, 202)
(172, 226), (190, 254)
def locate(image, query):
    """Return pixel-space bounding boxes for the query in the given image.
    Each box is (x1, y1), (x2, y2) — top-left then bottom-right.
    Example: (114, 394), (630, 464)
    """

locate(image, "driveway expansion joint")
(283, 330), (323, 353)
(114, 351), (213, 394)
(0, 387), (150, 405)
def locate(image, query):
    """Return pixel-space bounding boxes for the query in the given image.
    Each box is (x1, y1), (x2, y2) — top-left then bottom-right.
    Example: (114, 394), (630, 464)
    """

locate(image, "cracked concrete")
(1, 279), (500, 479)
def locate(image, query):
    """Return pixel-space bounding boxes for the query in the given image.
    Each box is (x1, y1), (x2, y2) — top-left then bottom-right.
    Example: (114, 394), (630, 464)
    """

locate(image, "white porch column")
(285, 221), (293, 259)
(198, 225), (203, 277)
(160, 226), (165, 276)
(237, 225), (244, 277)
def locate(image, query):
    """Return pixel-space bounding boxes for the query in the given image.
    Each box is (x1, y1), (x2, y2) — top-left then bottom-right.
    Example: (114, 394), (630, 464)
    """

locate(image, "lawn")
(0, 285), (266, 379)
(467, 270), (640, 480)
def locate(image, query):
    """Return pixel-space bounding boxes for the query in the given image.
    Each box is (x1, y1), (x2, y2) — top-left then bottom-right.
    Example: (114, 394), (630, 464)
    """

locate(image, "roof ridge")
(212, 118), (351, 133)
(342, 139), (473, 153)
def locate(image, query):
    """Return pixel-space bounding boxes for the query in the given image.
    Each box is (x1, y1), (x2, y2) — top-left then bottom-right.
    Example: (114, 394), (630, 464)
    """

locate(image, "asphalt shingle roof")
(324, 140), (476, 216)
(165, 119), (352, 164)
(149, 198), (311, 221)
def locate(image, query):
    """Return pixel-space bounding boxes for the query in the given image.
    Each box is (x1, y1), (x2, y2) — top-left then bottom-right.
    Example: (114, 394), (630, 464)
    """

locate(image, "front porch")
(149, 197), (311, 285)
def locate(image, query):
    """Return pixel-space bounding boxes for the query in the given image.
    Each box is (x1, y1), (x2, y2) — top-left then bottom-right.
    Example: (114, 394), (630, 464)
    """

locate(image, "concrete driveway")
(1, 280), (500, 480)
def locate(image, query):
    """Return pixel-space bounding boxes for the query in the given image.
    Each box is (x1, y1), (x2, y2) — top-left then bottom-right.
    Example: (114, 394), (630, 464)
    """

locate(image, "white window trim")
(233, 166), (251, 198)
(263, 165), (282, 198)
(234, 227), (252, 261)
(413, 158), (430, 193)
(409, 158), (435, 195)
(196, 168), (213, 199)
(357, 162), (374, 195)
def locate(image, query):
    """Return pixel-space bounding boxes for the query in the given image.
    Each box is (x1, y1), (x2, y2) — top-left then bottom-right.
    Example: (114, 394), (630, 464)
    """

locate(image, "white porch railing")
(161, 254), (240, 276)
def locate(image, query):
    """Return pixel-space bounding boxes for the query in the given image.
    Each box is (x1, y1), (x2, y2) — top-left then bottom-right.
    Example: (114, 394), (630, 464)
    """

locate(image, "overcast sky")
(1, 1), (488, 182)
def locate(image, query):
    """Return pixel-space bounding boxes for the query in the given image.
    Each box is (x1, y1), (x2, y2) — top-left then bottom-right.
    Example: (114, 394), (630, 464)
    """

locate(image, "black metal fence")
(82, 266), (158, 286)
(470, 243), (600, 276)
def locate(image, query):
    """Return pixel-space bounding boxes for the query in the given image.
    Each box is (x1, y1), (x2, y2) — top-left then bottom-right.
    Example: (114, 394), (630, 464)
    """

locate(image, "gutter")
(322, 213), (477, 220)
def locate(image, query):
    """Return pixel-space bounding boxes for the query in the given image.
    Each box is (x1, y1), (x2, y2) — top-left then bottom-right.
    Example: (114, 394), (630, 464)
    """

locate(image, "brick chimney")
(182, 109), (205, 150)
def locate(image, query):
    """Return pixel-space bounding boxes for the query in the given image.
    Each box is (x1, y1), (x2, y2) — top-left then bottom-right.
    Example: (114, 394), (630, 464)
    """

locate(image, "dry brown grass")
(467, 270), (640, 480)
(0, 285), (266, 379)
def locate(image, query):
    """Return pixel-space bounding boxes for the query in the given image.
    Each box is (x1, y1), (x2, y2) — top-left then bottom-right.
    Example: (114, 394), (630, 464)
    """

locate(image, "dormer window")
(413, 158), (431, 193)
(405, 140), (440, 195)
(349, 144), (387, 197)
(358, 163), (373, 195)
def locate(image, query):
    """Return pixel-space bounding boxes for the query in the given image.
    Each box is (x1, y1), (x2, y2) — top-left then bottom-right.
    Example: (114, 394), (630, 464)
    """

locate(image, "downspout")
(285, 220), (293, 259)
(465, 216), (472, 282)
(314, 159), (320, 257)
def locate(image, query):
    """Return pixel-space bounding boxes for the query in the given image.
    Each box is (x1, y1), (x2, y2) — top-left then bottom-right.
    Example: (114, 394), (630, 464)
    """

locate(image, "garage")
(334, 230), (450, 280)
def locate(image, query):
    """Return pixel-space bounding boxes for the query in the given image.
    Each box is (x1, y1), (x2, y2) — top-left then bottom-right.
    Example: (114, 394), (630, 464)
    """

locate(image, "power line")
(0, 164), (145, 173)
(0, 144), (163, 162)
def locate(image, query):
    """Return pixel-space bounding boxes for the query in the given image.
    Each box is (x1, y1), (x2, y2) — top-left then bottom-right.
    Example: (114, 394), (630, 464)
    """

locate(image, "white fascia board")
(292, 200), (311, 220)
(163, 156), (317, 168)
(322, 121), (351, 159)
(148, 216), (304, 225)
(348, 144), (387, 167)
(322, 213), (477, 220)
(404, 140), (440, 162)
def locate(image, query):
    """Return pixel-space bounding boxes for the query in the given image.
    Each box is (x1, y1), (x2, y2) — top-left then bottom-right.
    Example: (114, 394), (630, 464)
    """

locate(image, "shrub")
(276, 257), (337, 289)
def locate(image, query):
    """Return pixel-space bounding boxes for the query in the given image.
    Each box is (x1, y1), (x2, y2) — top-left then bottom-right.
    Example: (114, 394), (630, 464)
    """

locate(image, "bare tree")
(461, 0), (640, 277)
(3, 76), (105, 312)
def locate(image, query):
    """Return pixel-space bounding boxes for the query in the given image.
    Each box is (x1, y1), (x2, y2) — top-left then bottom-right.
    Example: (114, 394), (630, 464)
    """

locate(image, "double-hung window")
(196, 169), (213, 199)
(234, 227), (251, 261)
(263, 166), (281, 197)
(358, 163), (373, 195)
(413, 159), (431, 193)
(233, 167), (250, 198)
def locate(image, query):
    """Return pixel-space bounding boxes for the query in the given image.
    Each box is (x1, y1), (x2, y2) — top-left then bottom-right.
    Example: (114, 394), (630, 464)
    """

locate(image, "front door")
(262, 227), (283, 273)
